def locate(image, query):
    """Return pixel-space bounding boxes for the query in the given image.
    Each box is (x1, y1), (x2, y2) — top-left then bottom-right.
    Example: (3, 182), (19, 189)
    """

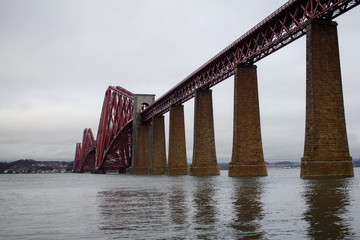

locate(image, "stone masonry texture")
(190, 89), (220, 176)
(129, 94), (155, 175)
(301, 19), (353, 178)
(167, 105), (189, 175)
(149, 115), (166, 174)
(228, 64), (268, 177)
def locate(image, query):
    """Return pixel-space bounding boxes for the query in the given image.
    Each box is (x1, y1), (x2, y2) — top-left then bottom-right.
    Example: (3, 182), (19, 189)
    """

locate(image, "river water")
(1, 168), (360, 240)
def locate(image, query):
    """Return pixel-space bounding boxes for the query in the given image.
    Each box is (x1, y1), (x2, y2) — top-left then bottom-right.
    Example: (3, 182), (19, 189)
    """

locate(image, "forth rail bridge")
(72, 0), (359, 178)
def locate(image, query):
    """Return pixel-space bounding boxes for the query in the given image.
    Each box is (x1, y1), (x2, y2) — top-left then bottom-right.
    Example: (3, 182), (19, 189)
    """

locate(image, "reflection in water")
(95, 172), (358, 239)
(192, 177), (219, 239)
(97, 189), (168, 239)
(302, 178), (354, 239)
(168, 183), (190, 232)
(231, 177), (265, 239)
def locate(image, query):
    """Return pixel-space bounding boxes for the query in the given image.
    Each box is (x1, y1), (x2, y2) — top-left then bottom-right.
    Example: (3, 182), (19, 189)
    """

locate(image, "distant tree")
(0, 162), (7, 173)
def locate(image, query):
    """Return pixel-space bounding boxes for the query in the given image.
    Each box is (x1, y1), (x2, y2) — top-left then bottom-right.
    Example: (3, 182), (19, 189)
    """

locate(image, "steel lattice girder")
(141, 0), (359, 123)
(72, 142), (81, 172)
(95, 86), (134, 170)
(77, 128), (96, 172)
(100, 121), (133, 171)
(81, 148), (96, 172)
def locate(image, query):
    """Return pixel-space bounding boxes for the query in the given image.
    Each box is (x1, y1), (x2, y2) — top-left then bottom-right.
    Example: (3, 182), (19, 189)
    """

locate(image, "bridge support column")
(301, 20), (353, 178)
(229, 64), (267, 177)
(149, 115), (166, 174)
(128, 94), (155, 175)
(190, 89), (220, 176)
(167, 105), (189, 175)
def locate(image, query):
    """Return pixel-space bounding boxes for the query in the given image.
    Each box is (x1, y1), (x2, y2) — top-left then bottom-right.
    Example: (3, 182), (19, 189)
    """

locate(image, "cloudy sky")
(1, 0), (359, 163)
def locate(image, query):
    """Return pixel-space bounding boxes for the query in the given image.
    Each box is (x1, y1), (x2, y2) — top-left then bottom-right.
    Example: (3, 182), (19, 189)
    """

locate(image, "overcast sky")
(1, 0), (359, 163)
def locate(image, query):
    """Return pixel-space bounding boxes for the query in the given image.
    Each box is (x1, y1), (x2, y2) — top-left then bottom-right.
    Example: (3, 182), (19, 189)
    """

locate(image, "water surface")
(1, 168), (359, 239)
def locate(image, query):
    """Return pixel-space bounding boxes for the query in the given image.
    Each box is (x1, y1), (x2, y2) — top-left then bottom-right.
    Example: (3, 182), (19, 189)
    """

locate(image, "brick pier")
(190, 89), (220, 176)
(128, 94), (155, 174)
(149, 115), (166, 174)
(167, 105), (189, 175)
(228, 64), (268, 177)
(301, 20), (353, 178)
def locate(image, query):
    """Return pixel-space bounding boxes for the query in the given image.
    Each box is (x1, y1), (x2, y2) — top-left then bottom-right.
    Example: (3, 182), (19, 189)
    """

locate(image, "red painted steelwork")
(72, 142), (81, 172)
(81, 149), (96, 172)
(95, 86), (134, 171)
(141, 0), (359, 122)
(99, 121), (133, 171)
(76, 128), (96, 172)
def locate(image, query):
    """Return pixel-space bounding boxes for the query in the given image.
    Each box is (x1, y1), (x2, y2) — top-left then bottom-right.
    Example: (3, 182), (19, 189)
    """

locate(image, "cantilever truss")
(80, 128), (96, 172)
(95, 86), (134, 171)
(72, 142), (81, 172)
(72, 128), (96, 173)
(142, 0), (360, 122)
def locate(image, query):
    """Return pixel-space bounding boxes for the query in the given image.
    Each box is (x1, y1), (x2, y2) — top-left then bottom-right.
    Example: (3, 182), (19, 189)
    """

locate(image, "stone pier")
(149, 115), (166, 174)
(190, 89), (220, 176)
(301, 20), (353, 178)
(228, 64), (268, 177)
(128, 94), (155, 174)
(167, 105), (189, 175)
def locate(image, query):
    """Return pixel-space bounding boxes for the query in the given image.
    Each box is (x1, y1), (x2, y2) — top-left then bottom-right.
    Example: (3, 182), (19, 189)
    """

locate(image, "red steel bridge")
(73, 86), (133, 173)
(73, 0), (359, 173)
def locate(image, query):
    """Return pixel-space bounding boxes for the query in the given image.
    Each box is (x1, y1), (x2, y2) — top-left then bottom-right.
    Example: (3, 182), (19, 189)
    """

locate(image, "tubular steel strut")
(95, 86), (134, 171)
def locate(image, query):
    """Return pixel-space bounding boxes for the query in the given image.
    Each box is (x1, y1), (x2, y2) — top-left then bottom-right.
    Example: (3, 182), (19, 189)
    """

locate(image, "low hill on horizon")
(0, 159), (73, 173)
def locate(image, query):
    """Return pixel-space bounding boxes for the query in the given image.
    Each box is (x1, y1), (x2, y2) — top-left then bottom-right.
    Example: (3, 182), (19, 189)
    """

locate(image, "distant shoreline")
(1, 159), (359, 174)
(0, 159), (73, 174)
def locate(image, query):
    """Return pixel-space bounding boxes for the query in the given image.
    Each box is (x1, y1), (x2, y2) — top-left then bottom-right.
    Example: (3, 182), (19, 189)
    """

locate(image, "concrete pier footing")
(301, 20), (353, 178)
(228, 64), (268, 177)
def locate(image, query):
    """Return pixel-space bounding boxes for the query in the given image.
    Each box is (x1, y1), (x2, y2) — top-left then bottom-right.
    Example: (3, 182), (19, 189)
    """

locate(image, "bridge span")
(73, 0), (359, 178)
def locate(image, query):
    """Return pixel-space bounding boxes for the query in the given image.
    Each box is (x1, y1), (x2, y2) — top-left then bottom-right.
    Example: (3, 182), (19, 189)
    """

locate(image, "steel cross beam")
(141, 0), (359, 122)
(95, 86), (134, 170)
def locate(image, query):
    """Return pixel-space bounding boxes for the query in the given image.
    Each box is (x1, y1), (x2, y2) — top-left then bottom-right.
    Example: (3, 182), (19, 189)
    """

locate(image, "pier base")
(128, 94), (155, 175)
(149, 115), (166, 175)
(301, 20), (353, 178)
(301, 160), (353, 178)
(167, 105), (189, 175)
(190, 89), (219, 176)
(228, 64), (267, 177)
